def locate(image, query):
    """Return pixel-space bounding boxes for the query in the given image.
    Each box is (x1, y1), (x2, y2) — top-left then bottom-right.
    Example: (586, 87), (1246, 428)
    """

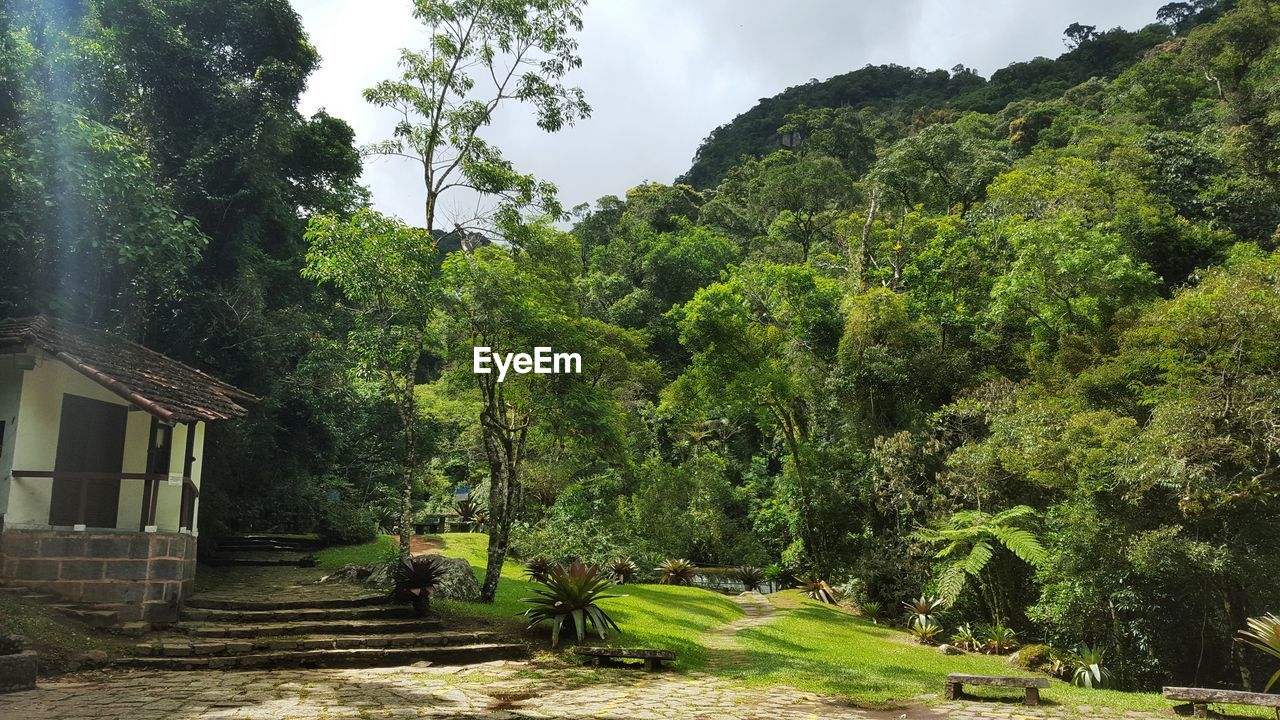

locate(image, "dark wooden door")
(49, 394), (126, 527)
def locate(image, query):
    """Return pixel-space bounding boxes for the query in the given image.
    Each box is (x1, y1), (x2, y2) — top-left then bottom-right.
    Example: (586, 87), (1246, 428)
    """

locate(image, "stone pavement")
(705, 591), (777, 671)
(0, 659), (1176, 720)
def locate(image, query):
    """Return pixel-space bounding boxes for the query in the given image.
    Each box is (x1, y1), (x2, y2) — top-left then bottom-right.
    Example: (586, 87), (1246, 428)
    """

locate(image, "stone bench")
(573, 646), (675, 671)
(1164, 686), (1280, 718)
(945, 673), (1050, 706)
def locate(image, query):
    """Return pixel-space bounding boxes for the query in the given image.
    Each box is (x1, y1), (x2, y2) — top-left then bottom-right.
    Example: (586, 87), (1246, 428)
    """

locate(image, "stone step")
(134, 630), (495, 657)
(180, 605), (417, 623)
(203, 556), (310, 568)
(185, 595), (389, 611)
(53, 605), (120, 627)
(0, 586), (32, 596)
(118, 642), (526, 670)
(20, 593), (60, 603)
(179, 618), (441, 638)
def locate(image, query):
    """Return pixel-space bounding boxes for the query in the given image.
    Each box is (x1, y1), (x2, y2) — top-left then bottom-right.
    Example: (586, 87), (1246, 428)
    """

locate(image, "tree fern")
(917, 505), (1047, 606)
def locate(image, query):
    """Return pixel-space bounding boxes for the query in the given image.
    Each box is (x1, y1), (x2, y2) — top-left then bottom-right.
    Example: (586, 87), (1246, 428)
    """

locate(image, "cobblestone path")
(0, 659), (1178, 720)
(704, 591), (777, 671)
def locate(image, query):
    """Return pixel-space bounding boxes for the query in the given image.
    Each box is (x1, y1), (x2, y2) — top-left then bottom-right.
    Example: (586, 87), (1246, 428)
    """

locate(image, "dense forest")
(3, 0), (1280, 694)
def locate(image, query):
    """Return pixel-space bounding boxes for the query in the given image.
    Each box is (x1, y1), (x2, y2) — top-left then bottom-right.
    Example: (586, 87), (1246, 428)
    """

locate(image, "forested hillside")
(4, 0), (1280, 696)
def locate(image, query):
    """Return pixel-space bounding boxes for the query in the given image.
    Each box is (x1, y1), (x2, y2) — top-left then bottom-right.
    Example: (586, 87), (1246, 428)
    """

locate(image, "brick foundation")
(0, 529), (196, 624)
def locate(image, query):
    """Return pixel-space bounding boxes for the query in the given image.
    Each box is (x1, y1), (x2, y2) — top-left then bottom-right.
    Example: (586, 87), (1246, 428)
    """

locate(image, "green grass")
(312, 534), (397, 572)
(429, 533), (742, 668)
(424, 535), (1273, 715)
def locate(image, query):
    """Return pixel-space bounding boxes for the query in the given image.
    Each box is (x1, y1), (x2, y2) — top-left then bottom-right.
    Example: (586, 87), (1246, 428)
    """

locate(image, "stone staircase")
(120, 594), (526, 670)
(203, 534), (322, 568)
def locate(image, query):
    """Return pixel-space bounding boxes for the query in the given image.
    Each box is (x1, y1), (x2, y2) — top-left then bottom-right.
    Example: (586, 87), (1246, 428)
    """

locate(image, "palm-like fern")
(1236, 613), (1280, 691)
(916, 505), (1047, 605)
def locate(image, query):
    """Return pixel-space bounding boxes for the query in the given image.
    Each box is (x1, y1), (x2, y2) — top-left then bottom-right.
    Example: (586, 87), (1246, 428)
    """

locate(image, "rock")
(425, 554), (481, 602)
(365, 563), (392, 590)
(316, 563), (374, 585)
(938, 644), (964, 655)
(75, 650), (109, 667)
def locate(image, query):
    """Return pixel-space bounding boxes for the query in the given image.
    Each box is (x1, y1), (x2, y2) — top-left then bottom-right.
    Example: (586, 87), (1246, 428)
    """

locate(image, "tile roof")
(0, 316), (257, 423)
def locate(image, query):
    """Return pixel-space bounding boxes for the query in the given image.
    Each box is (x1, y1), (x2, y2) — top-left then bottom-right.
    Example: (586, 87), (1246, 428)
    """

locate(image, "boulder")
(938, 644), (965, 655)
(425, 554), (481, 602)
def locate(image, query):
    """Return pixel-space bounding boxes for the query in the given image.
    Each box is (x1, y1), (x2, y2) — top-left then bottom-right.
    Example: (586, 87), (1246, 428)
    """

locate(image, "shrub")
(733, 566), (765, 591)
(1070, 644), (1115, 689)
(524, 557), (557, 584)
(799, 577), (840, 604)
(658, 558), (697, 586)
(609, 557), (638, 584)
(981, 623), (1019, 654)
(903, 595), (945, 628)
(910, 618), (943, 644)
(1237, 614), (1280, 691)
(319, 502), (380, 545)
(392, 555), (446, 617)
(950, 622), (980, 652)
(860, 601), (882, 624)
(522, 561), (621, 647)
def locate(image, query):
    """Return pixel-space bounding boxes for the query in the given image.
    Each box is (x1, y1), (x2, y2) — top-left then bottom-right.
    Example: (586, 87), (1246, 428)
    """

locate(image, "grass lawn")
(388, 534), (1273, 716)
(429, 533), (743, 669)
(313, 534), (397, 572)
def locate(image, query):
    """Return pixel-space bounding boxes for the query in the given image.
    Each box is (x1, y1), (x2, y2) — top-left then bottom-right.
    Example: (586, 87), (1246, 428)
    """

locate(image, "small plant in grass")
(658, 558), (697, 586)
(733, 566), (765, 591)
(981, 623), (1019, 654)
(609, 557), (638, 584)
(1236, 613), (1280, 691)
(950, 622), (980, 652)
(910, 618), (943, 644)
(522, 561), (622, 648)
(1070, 644), (1114, 689)
(524, 557), (557, 584)
(391, 555), (446, 617)
(860, 601), (882, 624)
(455, 498), (487, 527)
(903, 595), (945, 628)
(799, 577), (840, 604)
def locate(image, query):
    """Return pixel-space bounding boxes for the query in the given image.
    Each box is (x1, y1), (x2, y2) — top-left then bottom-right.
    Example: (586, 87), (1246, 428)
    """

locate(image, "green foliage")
(524, 557), (557, 584)
(1071, 644), (1116, 689)
(392, 555), (447, 617)
(733, 566), (765, 591)
(981, 623), (1020, 654)
(610, 558), (638, 584)
(904, 596), (946, 629)
(951, 623), (981, 652)
(318, 502), (381, 546)
(521, 561), (622, 648)
(860, 601), (882, 624)
(919, 506), (1047, 613)
(1236, 614), (1280, 691)
(658, 558), (697, 586)
(910, 618), (944, 644)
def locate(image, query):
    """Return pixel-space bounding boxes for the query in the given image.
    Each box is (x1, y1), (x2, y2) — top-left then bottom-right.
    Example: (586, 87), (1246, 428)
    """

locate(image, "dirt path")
(704, 590), (777, 671)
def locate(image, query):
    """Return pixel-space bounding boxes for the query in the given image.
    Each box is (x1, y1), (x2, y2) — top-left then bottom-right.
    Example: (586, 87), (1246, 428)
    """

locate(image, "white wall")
(6, 351), (155, 530)
(0, 360), (26, 517)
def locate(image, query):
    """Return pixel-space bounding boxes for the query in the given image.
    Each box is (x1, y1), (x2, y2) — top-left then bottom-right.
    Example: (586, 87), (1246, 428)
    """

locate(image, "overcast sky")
(295, 0), (1168, 227)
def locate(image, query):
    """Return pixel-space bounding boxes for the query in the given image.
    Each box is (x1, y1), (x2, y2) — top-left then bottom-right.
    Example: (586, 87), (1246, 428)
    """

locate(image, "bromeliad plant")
(910, 618), (944, 644)
(1236, 613), (1280, 691)
(1070, 645), (1114, 689)
(799, 577), (840, 604)
(524, 557), (557, 584)
(982, 623), (1019, 654)
(455, 498), (487, 527)
(522, 561), (622, 648)
(658, 558), (697, 586)
(904, 595), (946, 628)
(950, 622), (980, 652)
(860, 601), (882, 624)
(733, 566), (766, 591)
(610, 557), (638, 584)
(392, 555), (446, 618)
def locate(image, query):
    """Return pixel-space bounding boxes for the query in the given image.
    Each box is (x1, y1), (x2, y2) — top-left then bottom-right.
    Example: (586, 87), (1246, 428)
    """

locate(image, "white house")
(0, 316), (256, 624)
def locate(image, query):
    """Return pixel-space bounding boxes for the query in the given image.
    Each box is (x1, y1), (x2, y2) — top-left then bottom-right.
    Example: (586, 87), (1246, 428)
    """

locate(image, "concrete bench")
(1164, 686), (1280, 718)
(945, 673), (1050, 706)
(573, 646), (675, 671)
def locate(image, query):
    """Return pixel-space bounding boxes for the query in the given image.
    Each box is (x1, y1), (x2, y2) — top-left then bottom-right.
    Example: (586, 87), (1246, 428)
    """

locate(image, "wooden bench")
(573, 646), (676, 671)
(1165, 686), (1280, 718)
(945, 673), (1050, 706)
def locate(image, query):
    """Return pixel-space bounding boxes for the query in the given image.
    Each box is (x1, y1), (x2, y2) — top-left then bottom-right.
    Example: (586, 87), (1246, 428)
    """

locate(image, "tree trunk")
(479, 425), (522, 602)
(397, 374), (417, 561)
